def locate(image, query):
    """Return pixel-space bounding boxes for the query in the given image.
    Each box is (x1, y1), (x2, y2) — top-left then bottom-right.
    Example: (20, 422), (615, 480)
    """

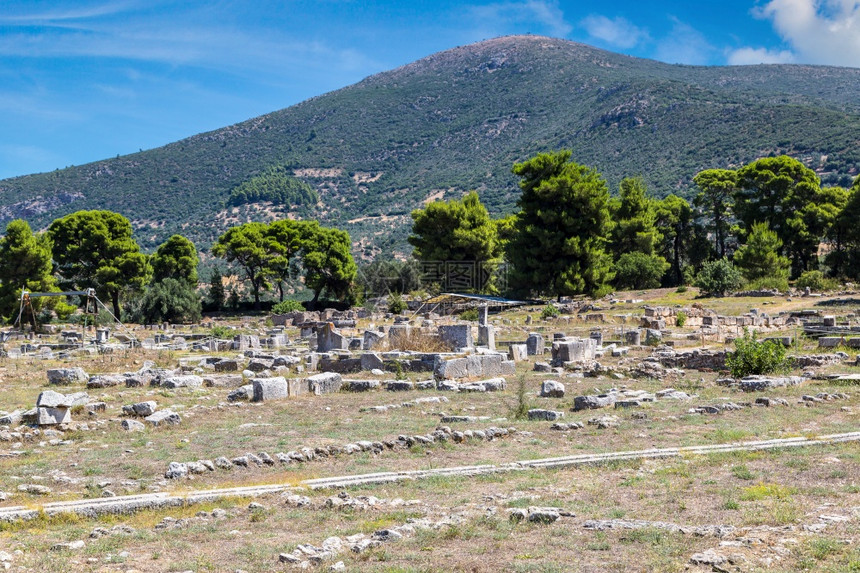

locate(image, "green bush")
(695, 258), (743, 297)
(675, 311), (687, 327)
(271, 300), (305, 314)
(541, 304), (560, 319)
(458, 308), (479, 321)
(726, 329), (793, 378)
(613, 252), (670, 290)
(747, 276), (789, 292)
(795, 270), (838, 292)
(127, 279), (202, 324)
(388, 292), (407, 314)
(211, 325), (233, 339)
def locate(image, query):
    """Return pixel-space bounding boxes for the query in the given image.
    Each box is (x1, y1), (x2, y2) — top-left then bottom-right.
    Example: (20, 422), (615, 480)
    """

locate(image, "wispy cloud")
(653, 16), (714, 65)
(580, 15), (648, 49)
(753, 0), (860, 67)
(726, 46), (795, 65)
(467, 0), (573, 38)
(0, 2), (382, 78)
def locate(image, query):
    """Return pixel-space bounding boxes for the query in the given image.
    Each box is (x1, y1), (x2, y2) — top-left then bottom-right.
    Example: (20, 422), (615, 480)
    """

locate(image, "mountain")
(1, 35), (859, 259)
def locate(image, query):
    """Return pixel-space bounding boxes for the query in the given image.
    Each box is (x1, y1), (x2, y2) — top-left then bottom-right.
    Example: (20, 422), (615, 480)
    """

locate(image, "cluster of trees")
(211, 220), (357, 308)
(409, 151), (860, 299)
(0, 210), (357, 326)
(0, 210), (200, 324)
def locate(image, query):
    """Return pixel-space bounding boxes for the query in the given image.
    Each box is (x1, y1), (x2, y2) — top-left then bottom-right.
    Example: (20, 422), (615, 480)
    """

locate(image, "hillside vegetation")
(1, 35), (859, 257)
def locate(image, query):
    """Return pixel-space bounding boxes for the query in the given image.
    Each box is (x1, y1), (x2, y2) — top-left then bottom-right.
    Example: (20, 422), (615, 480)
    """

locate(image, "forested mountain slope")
(1, 35), (858, 258)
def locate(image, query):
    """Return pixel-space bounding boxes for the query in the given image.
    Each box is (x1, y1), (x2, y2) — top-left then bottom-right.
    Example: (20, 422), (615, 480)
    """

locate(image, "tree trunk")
(111, 291), (121, 319)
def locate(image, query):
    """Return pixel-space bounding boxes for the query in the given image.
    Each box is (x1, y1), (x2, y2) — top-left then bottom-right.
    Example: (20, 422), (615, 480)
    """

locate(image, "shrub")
(387, 292), (407, 314)
(458, 308), (479, 321)
(795, 270), (838, 292)
(675, 311), (687, 327)
(508, 374), (531, 420)
(695, 258), (743, 297)
(726, 329), (793, 378)
(128, 279), (202, 324)
(747, 276), (789, 292)
(613, 252), (670, 290)
(210, 325), (233, 339)
(541, 305), (560, 319)
(271, 299), (304, 314)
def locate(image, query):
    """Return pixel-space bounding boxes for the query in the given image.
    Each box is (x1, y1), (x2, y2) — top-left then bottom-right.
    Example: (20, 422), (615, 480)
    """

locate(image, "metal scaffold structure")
(6, 287), (138, 352)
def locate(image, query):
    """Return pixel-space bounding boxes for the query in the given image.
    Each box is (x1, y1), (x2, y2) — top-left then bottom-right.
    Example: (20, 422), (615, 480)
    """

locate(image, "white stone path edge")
(1, 431), (857, 523)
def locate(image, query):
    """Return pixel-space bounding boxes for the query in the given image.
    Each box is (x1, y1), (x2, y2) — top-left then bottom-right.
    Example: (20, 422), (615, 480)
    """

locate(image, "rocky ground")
(0, 287), (857, 572)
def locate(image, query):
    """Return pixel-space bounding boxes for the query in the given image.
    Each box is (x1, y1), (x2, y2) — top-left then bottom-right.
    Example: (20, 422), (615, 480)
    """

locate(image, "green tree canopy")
(300, 225), (358, 304)
(266, 219), (311, 301)
(735, 156), (832, 276)
(207, 268), (226, 311)
(211, 222), (272, 310)
(654, 194), (697, 286)
(151, 235), (199, 285)
(408, 191), (501, 292)
(0, 219), (58, 324)
(507, 150), (614, 299)
(610, 176), (661, 256)
(828, 178), (860, 277)
(733, 221), (790, 284)
(47, 210), (149, 317)
(128, 278), (202, 324)
(693, 168), (737, 259)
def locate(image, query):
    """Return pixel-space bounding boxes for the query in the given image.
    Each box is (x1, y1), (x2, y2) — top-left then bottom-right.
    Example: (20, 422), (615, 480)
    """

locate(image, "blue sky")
(1, 0), (859, 180)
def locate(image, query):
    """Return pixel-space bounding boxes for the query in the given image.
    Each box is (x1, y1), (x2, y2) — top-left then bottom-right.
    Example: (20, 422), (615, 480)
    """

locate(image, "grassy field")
(0, 290), (858, 571)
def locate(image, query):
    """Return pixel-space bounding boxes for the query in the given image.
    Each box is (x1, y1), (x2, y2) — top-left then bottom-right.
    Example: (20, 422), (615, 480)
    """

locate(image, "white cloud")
(468, 1), (573, 38)
(0, 3), (382, 78)
(757, 0), (860, 67)
(726, 46), (795, 65)
(654, 17), (714, 65)
(580, 15), (648, 49)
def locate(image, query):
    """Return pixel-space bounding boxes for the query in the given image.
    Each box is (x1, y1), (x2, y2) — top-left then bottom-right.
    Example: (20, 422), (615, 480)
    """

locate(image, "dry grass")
(0, 292), (858, 571)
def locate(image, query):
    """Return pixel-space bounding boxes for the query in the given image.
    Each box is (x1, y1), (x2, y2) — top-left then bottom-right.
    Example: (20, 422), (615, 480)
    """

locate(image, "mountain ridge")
(1, 35), (858, 258)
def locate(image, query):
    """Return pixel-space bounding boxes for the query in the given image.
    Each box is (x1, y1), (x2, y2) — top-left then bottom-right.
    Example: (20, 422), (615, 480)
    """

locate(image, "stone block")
(307, 372), (343, 395)
(478, 325), (495, 350)
(500, 360), (516, 375)
(509, 344), (528, 362)
(46, 367), (88, 385)
(526, 333), (545, 355)
(573, 394), (616, 411)
(161, 375), (203, 389)
(363, 330), (386, 350)
(644, 329), (662, 345)
(434, 356), (469, 380)
(37, 390), (71, 408)
(227, 385), (253, 402)
(818, 337), (841, 348)
(232, 335), (260, 351)
(551, 337), (596, 363)
(438, 325), (473, 351)
(0, 410), (22, 426)
(625, 330), (641, 346)
(252, 377), (289, 402)
(214, 359), (241, 372)
(145, 410), (181, 426)
(247, 358), (274, 373)
(121, 419), (145, 432)
(361, 352), (385, 371)
(385, 380), (415, 391)
(317, 323), (348, 352)
(527, 409), (564, 421)
(87, 375), (125, 389)
(37, 406), (70, 425)
(540, 380), (565, 398)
